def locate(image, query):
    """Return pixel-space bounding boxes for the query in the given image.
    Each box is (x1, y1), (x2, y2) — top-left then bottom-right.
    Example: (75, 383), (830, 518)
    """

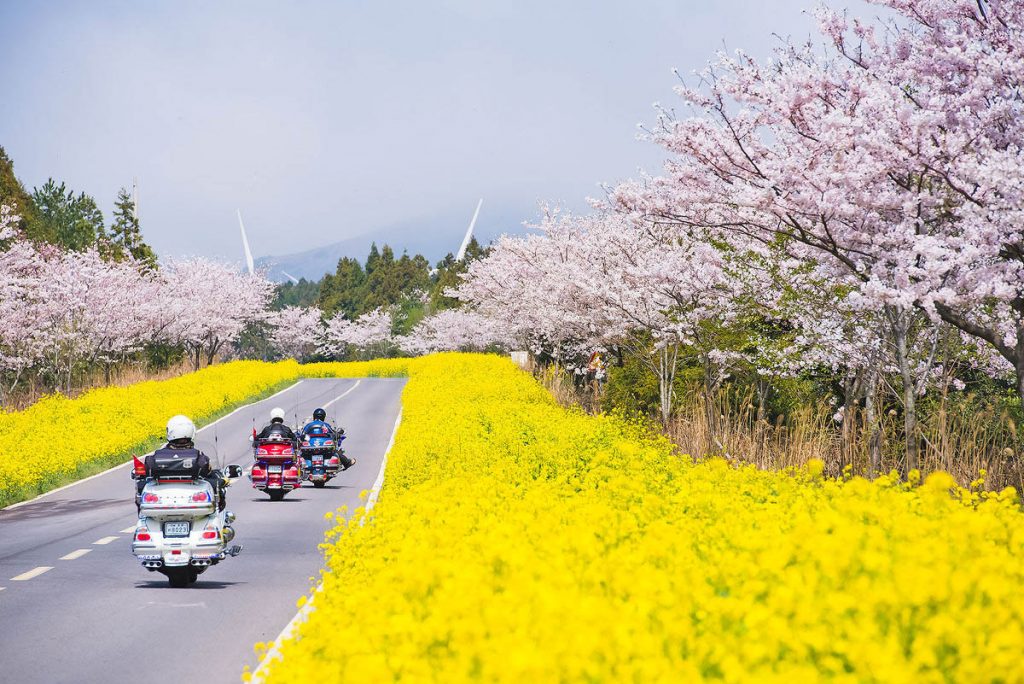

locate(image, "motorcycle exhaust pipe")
(141, 560), (163, 568)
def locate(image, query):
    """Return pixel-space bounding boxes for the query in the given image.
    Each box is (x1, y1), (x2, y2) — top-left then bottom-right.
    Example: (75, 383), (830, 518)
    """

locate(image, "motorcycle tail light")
(135, 530), (151, 541)
(191, 491), (211, 502)
(202, 530), (218, 539)
(142, 492), (159, 503)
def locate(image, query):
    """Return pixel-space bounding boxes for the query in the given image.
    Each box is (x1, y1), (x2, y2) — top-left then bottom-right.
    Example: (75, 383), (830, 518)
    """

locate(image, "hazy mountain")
(255, 203), (532, 283)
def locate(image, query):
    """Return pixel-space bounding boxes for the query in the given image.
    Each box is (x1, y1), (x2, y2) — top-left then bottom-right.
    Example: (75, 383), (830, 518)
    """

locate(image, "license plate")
(313, 457), (324, 464)
(163, 521), (190, 537)
(268, 465), (282, 473)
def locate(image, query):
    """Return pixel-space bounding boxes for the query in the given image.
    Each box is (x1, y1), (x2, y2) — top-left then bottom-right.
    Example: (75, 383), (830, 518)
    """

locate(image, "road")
(0, 377), (405, 684)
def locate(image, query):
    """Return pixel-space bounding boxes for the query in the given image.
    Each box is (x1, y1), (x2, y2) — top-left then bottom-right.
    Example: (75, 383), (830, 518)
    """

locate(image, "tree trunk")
(657, 344), (678, 426)
(754, 377), (771, 462)
(864, 370), (882, 476)
(889, 309), (919, 475)
(840, 373), (857, 464)
(702, 354), (718, 453)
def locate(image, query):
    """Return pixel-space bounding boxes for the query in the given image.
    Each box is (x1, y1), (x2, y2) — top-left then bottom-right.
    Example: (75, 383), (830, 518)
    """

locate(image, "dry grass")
(5, 359), (197, 410)
(536, 364), (1024, 491)
(668, 388), (1024, 491)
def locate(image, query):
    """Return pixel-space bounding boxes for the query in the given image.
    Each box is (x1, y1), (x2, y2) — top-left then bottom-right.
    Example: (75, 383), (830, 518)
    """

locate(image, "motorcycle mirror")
(226, 464), (243, 478)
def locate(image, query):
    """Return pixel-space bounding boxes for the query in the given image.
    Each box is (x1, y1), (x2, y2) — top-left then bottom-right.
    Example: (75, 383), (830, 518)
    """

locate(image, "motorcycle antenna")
(214, 421), (221, 468)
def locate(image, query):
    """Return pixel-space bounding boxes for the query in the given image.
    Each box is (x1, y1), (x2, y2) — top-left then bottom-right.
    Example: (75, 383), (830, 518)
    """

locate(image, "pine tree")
(0, 146), (37, 237)
(31, 179), (106, 251)
(318, 257), (367, 319)
(110, 187), (157, 268)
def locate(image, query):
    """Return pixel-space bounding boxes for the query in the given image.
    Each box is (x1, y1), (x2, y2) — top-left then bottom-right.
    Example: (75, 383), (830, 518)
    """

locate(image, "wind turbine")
(457, 198), (483, 262)
(237, 209), (255, 275)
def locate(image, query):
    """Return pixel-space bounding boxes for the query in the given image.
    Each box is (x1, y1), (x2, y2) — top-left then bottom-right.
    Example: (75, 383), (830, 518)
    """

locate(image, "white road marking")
(93, 536), (120, 545)
(120, 525), (138, 534)
(249, 405), (403, 684)
(1, 379), (306, 511)
(60, 549), (91, 561)
(320, 380), (362, 410)
(11, 566), (52, 581)
(365, 407), (402, 513)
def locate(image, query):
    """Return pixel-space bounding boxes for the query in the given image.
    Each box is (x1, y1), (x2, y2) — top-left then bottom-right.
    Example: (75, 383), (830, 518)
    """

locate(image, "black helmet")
(313, 408), (326, 421)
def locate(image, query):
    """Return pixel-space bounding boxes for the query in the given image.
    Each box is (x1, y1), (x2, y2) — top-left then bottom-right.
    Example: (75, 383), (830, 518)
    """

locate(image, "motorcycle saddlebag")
(151, 448), (201, 478)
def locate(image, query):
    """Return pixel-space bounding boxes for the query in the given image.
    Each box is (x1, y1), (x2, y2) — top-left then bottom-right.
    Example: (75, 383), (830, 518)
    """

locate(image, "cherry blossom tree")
(320, 308), (395, 359)
(456, 209), (740, 426)
(31, 248), (161, 390)
(0, 204), (48, 399)
(159, 258), (274, 370)
(611, 0), (1024, 469)
(398, 308), (514, 355)
(266, 306), (323, 361)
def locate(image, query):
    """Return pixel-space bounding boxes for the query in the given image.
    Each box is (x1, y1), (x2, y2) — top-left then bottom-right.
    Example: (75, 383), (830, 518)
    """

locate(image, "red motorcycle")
(250, 431), (302, 501)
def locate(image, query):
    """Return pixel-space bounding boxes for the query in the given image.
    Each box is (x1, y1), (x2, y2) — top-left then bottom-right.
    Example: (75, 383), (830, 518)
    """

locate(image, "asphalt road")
(0, 377), (405, 684)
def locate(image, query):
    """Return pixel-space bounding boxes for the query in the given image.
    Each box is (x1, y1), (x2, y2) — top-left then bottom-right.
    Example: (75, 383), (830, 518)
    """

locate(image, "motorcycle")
(250, 431), (302, 501)
(131, 455), (242, 588)
(299, 425), (344, 488)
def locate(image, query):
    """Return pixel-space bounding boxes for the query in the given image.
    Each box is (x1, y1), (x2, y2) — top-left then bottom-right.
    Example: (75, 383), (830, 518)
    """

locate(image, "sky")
(0, 0), (874, 263)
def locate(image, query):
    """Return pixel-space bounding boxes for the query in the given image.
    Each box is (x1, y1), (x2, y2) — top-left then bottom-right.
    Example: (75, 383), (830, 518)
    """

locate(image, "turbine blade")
(237, 209), (255, 275)
(457, 198), (483, 262)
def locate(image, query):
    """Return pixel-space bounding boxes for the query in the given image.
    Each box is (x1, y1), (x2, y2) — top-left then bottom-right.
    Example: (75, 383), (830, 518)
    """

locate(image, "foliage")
(253, 353), (1024, 683)
(108, 187), (156, 268)
(272, 278), (320, 310)
(0, 146), (36, 236)
(30, 178), (106, 251)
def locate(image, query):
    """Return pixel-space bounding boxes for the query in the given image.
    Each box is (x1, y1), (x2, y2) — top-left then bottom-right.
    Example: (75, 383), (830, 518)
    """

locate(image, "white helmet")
(166, 415), (196, 442)
(270, 407), (286, 423)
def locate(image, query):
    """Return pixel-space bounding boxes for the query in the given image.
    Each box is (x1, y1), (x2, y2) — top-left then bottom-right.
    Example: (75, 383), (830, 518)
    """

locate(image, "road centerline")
(11, 566), (52, 581)
(92, 536), (120, 545)
(320, 380), (362, 411)
(60, 549), (92, 561)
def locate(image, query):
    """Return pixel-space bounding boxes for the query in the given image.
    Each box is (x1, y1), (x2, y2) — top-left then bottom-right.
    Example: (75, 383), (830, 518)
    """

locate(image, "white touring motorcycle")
(131, 454), (243, 588)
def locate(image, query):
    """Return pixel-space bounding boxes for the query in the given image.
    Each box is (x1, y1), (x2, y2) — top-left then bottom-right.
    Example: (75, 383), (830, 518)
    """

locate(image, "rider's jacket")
(301, 420), (335, 438)
(257, 422), (296, 441)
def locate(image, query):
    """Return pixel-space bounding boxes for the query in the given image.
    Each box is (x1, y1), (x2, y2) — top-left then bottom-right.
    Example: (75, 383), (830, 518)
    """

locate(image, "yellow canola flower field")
(257, 353), (1024, 684)
(0, 360), (300, 506)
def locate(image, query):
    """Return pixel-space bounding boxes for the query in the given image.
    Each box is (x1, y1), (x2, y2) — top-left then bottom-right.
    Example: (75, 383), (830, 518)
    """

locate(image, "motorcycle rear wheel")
(313, 480), (326, 488)
(268, 490), (286, 501)
(166, 568), (190, 588)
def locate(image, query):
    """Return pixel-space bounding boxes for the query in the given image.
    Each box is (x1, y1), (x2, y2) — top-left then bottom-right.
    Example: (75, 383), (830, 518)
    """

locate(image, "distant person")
(301, 407), (355, 469)
(138, 415), (227, 511)
(256, 407), (297, 442)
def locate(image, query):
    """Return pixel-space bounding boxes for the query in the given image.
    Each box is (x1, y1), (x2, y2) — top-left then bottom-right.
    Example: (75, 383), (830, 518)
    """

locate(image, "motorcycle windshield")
(192, 436), (222, 470)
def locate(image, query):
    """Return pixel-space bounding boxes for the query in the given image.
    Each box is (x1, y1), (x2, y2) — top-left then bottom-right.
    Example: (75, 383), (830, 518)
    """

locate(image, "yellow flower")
(806, 458), (825, 478)
(256, 354), (1024, 683)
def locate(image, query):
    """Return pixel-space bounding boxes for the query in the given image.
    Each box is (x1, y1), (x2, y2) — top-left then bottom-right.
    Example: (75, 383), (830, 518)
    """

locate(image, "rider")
(256, 407), (297, 442)
(139, 415), (228, 512)
(301, 407), (355, 469)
